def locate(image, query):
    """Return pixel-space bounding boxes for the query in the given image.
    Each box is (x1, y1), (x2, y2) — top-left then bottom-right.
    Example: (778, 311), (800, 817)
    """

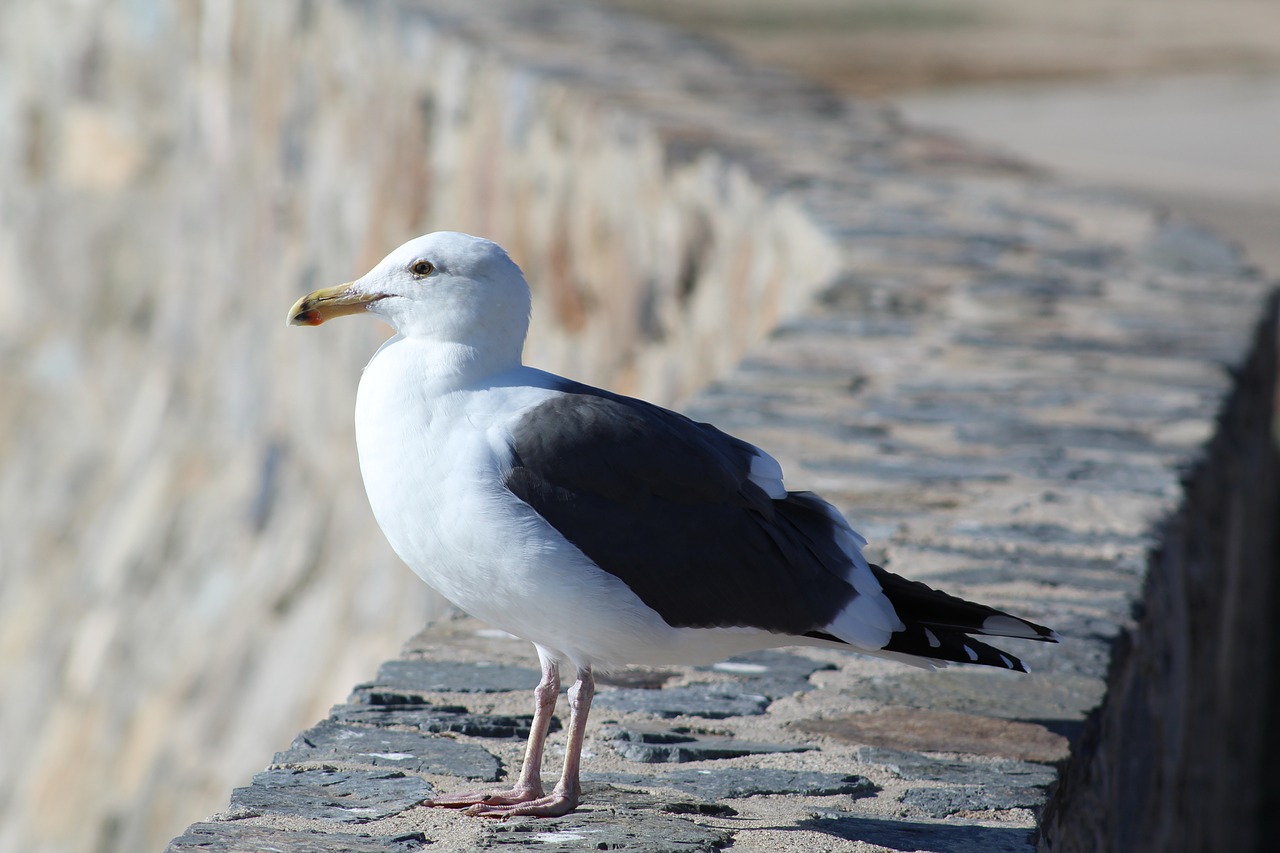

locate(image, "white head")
(288, 232), (532, 364)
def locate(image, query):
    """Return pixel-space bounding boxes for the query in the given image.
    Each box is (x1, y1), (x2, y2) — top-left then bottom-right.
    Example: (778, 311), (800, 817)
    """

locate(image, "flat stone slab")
(902, 784), (1048, 818)
(795, 707), (1069, 763)
(606, 726), (814, 763)
(697, 649), (836, 698)
(595, 684), (771, 719)
(476, 791), (733, 852)
(595, 650), (834, 719)
(275, 720), (500, 780)
(855, 666), (1106, 723)
(589, 768), (876, 800)
(362, 659), (541, 694)
(857, 746), (1058, 788)
(166, 823), (429, 852)
(331, 701), (559, 739)
(796, 814), (1035, 853)
(229, 768), (433, 823)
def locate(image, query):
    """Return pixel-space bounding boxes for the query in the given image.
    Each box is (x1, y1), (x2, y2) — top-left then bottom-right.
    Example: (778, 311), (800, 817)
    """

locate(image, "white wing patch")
(805, 498), (906, 649)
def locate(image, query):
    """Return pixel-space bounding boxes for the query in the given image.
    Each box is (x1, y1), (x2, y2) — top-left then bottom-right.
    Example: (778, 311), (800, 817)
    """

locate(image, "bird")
(287, 231), (1057, 818)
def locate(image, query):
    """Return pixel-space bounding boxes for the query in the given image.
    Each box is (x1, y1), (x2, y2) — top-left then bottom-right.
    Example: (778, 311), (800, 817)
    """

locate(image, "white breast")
(352, 338), (691, 668)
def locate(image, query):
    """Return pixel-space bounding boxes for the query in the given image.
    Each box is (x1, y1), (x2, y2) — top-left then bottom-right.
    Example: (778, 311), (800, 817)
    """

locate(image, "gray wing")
(501, 380), (858, 633)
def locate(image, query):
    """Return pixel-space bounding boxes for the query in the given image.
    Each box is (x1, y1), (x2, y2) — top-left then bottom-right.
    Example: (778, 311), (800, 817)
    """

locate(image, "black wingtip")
(881, 623), (1034, 671)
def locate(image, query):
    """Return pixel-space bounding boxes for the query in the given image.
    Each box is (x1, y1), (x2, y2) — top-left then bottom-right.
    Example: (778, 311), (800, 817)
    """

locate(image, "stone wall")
(0, 2), (841, 850)
(1039, 290), (1280, 852)
(1, 1), (1276, 852)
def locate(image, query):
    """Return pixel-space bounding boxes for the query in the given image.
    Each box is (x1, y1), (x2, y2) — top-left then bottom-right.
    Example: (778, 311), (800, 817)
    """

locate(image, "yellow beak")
(286, 282), (386, 326)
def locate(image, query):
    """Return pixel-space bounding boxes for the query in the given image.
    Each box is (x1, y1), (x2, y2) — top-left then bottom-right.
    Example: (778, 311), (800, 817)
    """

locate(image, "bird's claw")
(462, 792), (579, 818)
(424, 786), (544, 810)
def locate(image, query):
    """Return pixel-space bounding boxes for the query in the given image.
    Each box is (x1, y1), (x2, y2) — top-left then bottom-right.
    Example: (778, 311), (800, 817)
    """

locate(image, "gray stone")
(166, 823), (429, 852)
(275, 720), (500, 780)
(606, 727), (813, 763)
(854, 669), (1106, 727)
(857, 747), (1057, 788)
(1139, 221), (1245, 275)
(808, 454), (1014, 485)
(697, 649), (836, 699)
(956, 422), (1158, 453)
(796, 707), (1068, 764)
(796, 814), (1035, 853)
(902, 784), (1047, 817)
(476, 797), (732, 852)
(593, 647), (835, 721)
(588, 768), (876, 800)
(229, 768), (433, 823)
(365, 660), (541, 694)
(657, 801), (740, 818)
(331, 702), (559, 739)
(595, 685), (770, 719)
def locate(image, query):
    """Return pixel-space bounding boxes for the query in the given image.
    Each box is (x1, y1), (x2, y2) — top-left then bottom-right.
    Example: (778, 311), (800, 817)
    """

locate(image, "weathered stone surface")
(606, 727), (813, 763)
(331, 702), (559, 739)
(902, 785), (1047, 818)
(366, 660), (542, 695)
(698, 650), (836, 699)
(229, 768), (433, 823)
(2, 0), (1270, 851)
(796, 814), (1035, 853)
(476, 798), (733, 852)
(856, 747), (1058, 788)
(852, 669), (1107, 727)
(589, 768), (876, 801)
(166, 824), (429, 852)
(796, 708), (1069, 764)
(596, 669), (680, 689)
(591, 631), (840, 725)
(275, 720), (500, 780)
(595, 685), (771, 719)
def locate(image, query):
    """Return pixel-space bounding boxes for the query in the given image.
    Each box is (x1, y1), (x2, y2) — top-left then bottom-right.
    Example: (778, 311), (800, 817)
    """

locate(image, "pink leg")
(425, 648), (560, 809)
(465, 666), (595, 818)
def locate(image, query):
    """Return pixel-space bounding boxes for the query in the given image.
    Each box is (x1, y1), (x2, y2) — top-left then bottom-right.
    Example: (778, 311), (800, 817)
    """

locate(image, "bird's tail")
(870, 565), (1058, 672)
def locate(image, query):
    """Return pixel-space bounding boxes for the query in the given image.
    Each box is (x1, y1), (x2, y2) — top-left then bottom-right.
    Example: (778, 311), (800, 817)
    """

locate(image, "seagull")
(287, 231), (1057, 818)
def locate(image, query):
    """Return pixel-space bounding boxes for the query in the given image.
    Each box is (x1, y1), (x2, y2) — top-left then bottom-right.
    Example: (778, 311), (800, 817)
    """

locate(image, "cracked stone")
(275, 719), (500, 780)
(902, 784), (1048, 818)
(854, 668), (1104, 727)
(362, 659), (541, 694)
(795, 707), (1068, 763)
(589, 768), (876, 800)
(166, 824), (429, 852)
(595, 650), (833, 720)
(856, 746), (1058, 788)
(696, 649), (836, 699)
(605, 727), (813, 763)
(476, 793), (732, 852)
(229, 768), (433, 823)
(331, 702), (560, 739)
(595, 684), (770, 719)
(795, 813), (1035, 853)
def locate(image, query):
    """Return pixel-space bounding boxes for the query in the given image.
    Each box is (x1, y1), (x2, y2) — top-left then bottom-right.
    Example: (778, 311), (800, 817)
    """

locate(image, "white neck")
(373, 336), (524, 394)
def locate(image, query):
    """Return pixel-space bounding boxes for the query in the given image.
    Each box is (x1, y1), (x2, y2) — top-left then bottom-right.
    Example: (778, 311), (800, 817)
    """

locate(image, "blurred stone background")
(2, 2), (1277, 852)
(604, 0), (1280, 275)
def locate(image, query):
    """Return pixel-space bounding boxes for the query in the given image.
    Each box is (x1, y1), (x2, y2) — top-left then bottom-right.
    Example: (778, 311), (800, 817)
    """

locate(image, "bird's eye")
(409, 260), (435, 277)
